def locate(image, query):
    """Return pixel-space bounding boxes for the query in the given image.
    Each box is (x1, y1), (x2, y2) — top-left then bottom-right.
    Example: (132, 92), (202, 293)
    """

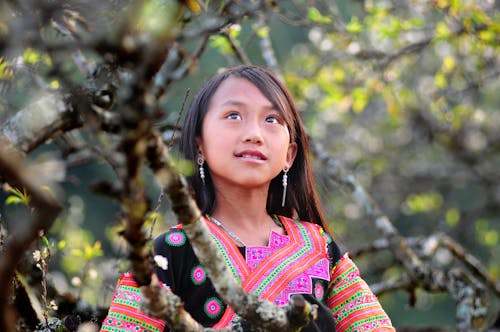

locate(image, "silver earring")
(198, 156), (205, 185)
(281, 167), (288, 207)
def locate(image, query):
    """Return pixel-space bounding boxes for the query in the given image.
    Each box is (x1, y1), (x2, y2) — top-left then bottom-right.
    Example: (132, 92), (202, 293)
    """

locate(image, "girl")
(101, 65), (394, 331)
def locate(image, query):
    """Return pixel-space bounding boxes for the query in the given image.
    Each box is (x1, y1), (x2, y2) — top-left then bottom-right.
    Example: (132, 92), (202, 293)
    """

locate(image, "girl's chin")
(214, 179), (271, 190)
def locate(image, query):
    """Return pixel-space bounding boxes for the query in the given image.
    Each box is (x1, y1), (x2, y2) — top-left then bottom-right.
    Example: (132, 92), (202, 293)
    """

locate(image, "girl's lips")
(235, 150), (267, 161)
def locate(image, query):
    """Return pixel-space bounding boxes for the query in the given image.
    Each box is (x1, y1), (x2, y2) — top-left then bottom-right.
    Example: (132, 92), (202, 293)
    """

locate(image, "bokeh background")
(1, 0), (499, 330)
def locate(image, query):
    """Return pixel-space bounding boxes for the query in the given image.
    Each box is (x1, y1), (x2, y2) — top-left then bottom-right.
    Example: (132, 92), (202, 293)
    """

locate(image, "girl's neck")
(209, 185), (283, 246)
(208, 209), (281, 247)
(211, 182), (270, 226)
(211, 194), (270, 229)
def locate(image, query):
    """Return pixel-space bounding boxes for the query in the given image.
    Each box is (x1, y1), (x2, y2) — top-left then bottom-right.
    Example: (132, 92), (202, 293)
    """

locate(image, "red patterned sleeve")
(327, 253), (395, 331)
(100, 272), (167, 332)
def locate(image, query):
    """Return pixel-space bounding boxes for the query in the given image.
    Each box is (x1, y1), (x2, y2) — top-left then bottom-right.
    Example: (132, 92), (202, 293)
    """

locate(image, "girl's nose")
(242, 120), (264, 144)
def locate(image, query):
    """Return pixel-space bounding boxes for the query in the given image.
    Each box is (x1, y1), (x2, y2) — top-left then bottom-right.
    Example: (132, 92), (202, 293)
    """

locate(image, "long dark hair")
(180, 65), (329, 231)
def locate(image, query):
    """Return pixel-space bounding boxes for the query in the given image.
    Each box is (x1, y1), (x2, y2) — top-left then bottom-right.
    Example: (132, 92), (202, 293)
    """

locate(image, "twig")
(221, 30), (251, 65)
(436, 234), (500, 296)
(179, 1), (265, 41)
(148, 87), (192, 239)
(0, 213), (5, 251)
(0, 144), (62, 331)
(169, 89), (190, 150)
(370, 275), (412, 296)
(256, 14), (282, 81)
(148, 188), (165, 241)
(140, 276), (207, 331)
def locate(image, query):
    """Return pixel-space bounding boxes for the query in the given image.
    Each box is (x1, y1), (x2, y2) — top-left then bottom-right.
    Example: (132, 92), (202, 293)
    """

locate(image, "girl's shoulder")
(158, 223), (186, 236)
(277, 215), (333, 243)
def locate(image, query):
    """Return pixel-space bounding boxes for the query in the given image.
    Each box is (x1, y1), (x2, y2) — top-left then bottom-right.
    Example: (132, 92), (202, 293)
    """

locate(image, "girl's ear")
(286, 142), (298, 168)
(195, 136), (203, 156)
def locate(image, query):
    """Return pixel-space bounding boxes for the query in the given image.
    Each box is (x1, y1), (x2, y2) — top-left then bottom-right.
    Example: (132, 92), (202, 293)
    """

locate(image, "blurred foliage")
(6, 187), (31, 206)
(0, 0), (499, 329)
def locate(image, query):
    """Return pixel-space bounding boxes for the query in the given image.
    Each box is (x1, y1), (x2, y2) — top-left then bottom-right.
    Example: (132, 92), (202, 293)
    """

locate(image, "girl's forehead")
(213, 77), (262, 96)
(209, 76), (283, 111)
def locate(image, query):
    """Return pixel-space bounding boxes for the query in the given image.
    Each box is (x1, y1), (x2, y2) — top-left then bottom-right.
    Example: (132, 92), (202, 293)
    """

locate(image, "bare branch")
(0, 144), (63, 331)
(0, 93), (81, 153)
(310, 139), (489, 330)
(221, 31), (251, 65)
(256, 14), (282, 81)
(140, 276), (207, 332)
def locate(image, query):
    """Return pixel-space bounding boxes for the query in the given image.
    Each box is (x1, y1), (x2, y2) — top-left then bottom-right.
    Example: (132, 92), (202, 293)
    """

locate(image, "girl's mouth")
(235, 150), (267, 161)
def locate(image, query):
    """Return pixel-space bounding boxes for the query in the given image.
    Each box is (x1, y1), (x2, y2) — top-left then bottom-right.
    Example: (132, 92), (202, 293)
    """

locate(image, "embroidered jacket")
(101, 216), (394, 331)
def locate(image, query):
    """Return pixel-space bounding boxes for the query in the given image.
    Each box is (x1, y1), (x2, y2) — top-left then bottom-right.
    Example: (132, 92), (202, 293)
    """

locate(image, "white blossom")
(154, 254), (168, 270)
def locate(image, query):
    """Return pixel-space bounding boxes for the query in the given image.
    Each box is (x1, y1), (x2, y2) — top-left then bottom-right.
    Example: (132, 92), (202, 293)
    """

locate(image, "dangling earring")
(198, 155), (205, 185)
(281, 167), (288, 207)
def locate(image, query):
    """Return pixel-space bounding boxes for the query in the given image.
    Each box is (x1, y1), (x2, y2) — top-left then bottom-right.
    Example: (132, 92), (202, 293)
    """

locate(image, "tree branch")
(0, 144), (63, 331)
(310, 139), (489, 330)
(0, 93), (81, 153)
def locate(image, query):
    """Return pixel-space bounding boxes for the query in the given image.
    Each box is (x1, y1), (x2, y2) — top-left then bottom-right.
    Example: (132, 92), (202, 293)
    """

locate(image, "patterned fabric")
(328, 254), (394, 331)
(212, 217), (330, 327)
(245, 230), (329, 305)
(101, 216), (395, 331)
(100, 272), (166, 332)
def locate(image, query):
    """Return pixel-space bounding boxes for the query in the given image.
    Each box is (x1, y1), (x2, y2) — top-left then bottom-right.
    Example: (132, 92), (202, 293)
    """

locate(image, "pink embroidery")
(246, 231), (289, 270)
(245, 230), (329, 305)
(166, 231), (186, 246)
(314, 282), (324, 300)
(205, 298), (223, 318)
(192, 266), (206, 285)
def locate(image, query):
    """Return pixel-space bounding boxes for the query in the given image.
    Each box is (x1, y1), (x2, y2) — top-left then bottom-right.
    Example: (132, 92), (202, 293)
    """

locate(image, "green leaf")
(6, 187), (31, 205)
(346, 16), (364, 34)
(332, 68), (345, 83)
(209, 35), (233, 55)
(442, 55), (456, 73)
(228, 24), (241, 39)
(41, 235), (50, 248)
(445, 208), (460, 226)
(22, 48), (41, 64)
(252, 24), (270, 39)
(404, 192), (444, 214)
(0, 57), (13, 79)
(351, 87), (369, 113)
(307, 7), (332, 24)
(470, 9), (490, 26)
(434, 71), (447, 89)
(71, 249), (84, 257)
(380, 17), (402, 38)
(58, 240), (67, 251)
(5, 196), (23, 205)
(409, 18), (424, 27)
(83, 241), (103, 260)
(449, 0), (463, 15)
(478, 30), (495, 42)
(484, 230), (498, 247)
(435, 22), (451, 39)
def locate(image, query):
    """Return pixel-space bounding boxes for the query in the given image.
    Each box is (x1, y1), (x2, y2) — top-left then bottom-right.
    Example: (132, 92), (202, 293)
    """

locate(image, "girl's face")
(197, 76), (297, 192)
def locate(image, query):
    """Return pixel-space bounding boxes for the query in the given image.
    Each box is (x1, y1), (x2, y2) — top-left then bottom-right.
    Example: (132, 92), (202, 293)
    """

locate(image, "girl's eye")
(265, 115), (280, 124)
(226, 112), (241, 120)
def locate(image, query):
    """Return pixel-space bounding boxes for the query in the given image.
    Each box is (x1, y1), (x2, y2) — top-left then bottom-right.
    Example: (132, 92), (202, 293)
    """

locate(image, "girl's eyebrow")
(220, 99), (276, 110)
